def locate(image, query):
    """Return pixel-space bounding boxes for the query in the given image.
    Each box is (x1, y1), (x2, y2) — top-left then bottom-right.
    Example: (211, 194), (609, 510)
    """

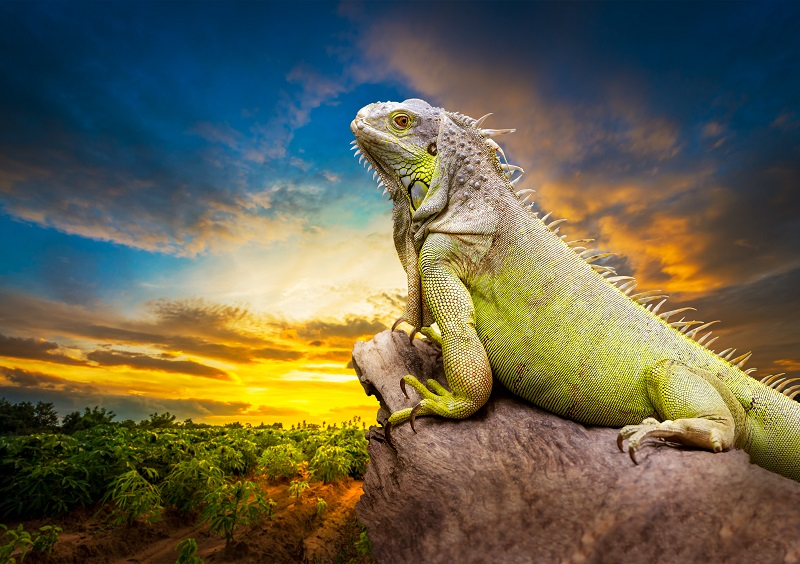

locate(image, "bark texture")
(352, 330), (800, 564)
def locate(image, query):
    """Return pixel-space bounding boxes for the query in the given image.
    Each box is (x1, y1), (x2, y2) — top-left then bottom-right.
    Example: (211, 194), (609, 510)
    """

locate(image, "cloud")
(85, 349), (231, 380)
(0, 365), (98, 392)
(350, 2), (800, 300)
(0, 333), (88, 366)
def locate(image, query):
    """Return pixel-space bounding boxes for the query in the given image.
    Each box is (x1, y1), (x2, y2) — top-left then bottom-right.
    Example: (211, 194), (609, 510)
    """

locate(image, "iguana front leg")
(387, 235), (492, 434)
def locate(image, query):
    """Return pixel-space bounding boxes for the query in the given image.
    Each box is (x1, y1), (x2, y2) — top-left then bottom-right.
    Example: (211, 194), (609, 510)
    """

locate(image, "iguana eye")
(393, 114), (410, 129)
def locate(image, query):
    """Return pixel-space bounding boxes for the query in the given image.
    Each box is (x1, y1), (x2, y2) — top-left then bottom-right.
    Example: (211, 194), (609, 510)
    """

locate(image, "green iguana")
(350, 98), (800, 482)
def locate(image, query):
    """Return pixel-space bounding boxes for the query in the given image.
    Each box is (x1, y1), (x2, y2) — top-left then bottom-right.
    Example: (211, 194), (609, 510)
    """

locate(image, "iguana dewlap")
(351, 98), (800, 482)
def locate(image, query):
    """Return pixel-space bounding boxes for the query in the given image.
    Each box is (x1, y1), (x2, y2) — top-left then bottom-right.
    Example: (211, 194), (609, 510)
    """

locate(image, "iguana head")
(350, 99), (443, 211)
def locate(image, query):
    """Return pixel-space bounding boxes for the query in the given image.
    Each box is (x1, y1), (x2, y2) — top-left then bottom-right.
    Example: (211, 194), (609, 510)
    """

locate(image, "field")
(0, 413), (374, 563)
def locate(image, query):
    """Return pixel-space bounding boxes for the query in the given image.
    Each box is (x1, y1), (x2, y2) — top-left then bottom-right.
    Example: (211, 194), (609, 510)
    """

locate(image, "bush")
(309, 445), (352, 483)
(102, 467), (163, 525)
(258, 443), (304, 480)
(161, 459), (224, 515)
(200, 481), (275, 544)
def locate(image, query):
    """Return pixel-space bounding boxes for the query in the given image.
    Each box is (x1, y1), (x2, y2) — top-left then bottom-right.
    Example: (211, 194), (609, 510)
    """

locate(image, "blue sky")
(0, 1), (798, 425)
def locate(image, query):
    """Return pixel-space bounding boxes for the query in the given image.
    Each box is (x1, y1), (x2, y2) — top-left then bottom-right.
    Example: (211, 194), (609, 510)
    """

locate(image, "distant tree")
(0, 398), (59, 434)
(140, 412), (177, 429)
(61, 406), (116, 434)
(33, 401), (59, 429)
(223, 421), (243, 429)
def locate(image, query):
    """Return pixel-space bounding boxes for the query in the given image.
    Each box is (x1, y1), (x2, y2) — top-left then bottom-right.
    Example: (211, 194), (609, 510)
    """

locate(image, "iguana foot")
(419, 326), (443, 347)
(618, 415), (729, 464)
(617, 417), (662, 464)
(389, 374), (479, 432)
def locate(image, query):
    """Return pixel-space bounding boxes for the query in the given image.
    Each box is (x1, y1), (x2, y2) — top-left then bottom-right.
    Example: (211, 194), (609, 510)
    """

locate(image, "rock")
(352, 330), (800, 564)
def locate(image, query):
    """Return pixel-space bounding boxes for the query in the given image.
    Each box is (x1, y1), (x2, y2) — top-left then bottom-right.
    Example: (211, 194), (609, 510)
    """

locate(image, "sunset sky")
(0, 1), (798, 426)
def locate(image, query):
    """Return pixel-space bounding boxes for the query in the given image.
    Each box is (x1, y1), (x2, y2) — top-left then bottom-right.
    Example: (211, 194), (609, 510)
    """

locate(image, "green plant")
(200, 481), (275, 545)
(315, 497), (327, 516)
(175, 537), (204, 563)
(102, 467), (163, 526)
(257, 443), (304, 480)
(354, 526), (372, 557)
(161, 458), (224, 515)
(0, 524), (33, 563)
(31, 525), (61, 554)
(309, 445), (352, 483)
(288, 479), (310, 500)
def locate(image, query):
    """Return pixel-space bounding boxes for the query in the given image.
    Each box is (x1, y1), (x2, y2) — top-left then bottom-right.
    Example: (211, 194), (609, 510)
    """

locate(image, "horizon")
(0, 1), (798, 426)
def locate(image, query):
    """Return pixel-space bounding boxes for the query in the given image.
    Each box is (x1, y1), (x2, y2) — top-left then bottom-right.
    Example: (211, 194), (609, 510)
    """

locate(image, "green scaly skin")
(351, 98), (800, 482)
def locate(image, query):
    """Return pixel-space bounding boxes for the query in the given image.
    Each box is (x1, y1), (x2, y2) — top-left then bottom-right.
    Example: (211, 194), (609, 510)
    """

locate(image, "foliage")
(0, 413), (368, 524)
(102, 467), (163, 526)
(175, 537), (203, 564)
(0, 524), (32, 563)
(288, 479), (310, 500)
(31, 525), (61, 555)
(61, 406), (117, 434)
(161, 458), (225, 516)
(354, 525), (372, 557)
(315, 497), (327, 516)
(310, 445), (352, 483)
(200, 481), (275, 544)
(0, 399), (59, 435)
(0, 523), (61, 563)
(258, 443), (304, 480)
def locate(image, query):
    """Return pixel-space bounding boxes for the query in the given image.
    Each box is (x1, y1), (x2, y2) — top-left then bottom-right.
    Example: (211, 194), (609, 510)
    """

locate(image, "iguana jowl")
(350, 98), (800, 482)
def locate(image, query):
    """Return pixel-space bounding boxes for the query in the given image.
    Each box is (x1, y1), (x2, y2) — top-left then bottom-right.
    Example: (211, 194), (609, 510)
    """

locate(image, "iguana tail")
(733, 373), (800, 482)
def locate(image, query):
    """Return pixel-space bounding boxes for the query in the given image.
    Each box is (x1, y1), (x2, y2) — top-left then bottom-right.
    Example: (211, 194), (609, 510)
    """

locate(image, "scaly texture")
(350, 99), (800, 482)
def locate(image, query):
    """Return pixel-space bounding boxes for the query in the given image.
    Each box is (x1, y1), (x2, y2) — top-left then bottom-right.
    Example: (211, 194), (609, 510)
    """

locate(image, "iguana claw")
(617, 417), (662, 465)
(383, 421), (395, 450)
(400, 378), (409, 399)
(409, 403), (424, 433)
(391, 317), (405, 331)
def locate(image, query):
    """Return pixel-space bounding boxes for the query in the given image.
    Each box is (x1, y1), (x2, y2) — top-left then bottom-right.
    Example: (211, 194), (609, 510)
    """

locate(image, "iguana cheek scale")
(351, 98), (800, 483)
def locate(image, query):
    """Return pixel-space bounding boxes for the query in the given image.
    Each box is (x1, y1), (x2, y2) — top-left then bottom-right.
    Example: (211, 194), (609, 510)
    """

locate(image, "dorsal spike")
(761, 373), (785, 386)
(474, 113), (493, 128)
(732, 352), (752, 368)
(481, 128), (516, 137)
(582, 252), (614, 264)
(744, 368), (757, 375)
(607, 276), (635, 284)
(591, 264), (616, 274)
(718, 348), (733, 359)
(704, 336), (719, 348)
(658, 307), (696, 321)
(636, 294), (668, 305)
(567, 239), (595, 246)
(651, 299), (667, 314)
(687, 320), (720, 338)
(696, 331), (714, 345)
(671, 320), (703, 329)
(547, 218), (567, 230)
(775, 378), (798, 392)
(775, 378), (800, 394)
(541, 211), (553, 223)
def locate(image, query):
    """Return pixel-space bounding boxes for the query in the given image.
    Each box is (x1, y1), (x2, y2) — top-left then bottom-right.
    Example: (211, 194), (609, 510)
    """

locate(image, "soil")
(9, 478), (374, 564)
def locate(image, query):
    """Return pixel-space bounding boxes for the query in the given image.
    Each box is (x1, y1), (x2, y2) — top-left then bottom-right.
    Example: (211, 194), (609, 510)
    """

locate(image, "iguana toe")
(617, 418), (663, 464)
